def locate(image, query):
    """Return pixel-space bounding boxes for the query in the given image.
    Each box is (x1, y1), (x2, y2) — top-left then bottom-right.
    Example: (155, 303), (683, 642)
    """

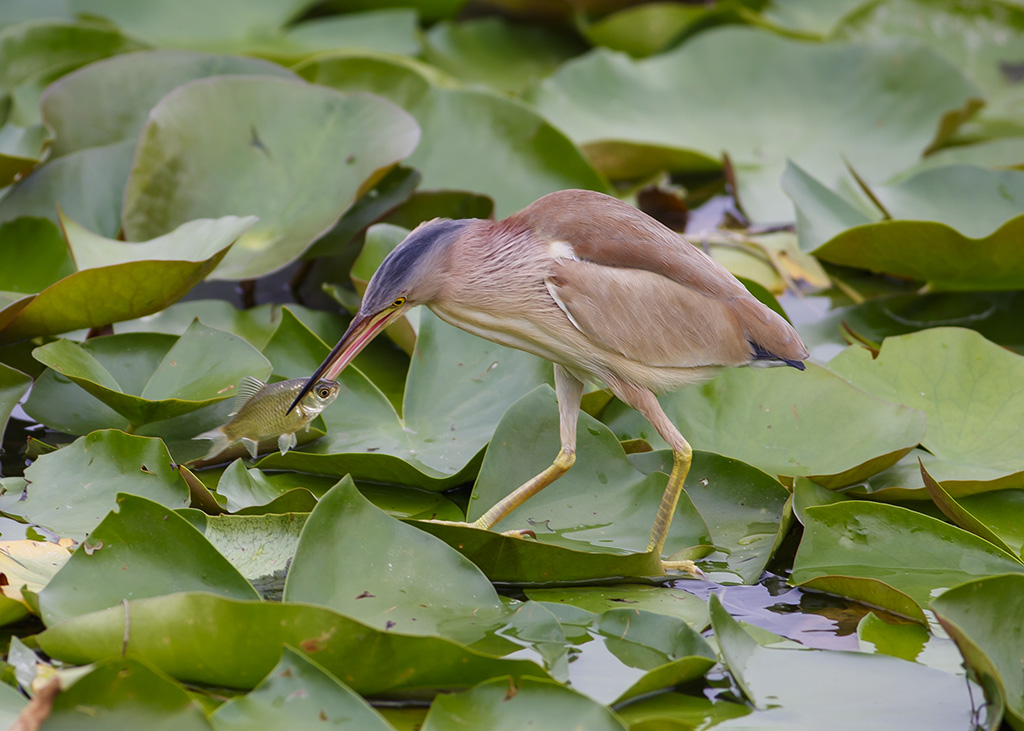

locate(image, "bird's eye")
(392, 297), (406, 308)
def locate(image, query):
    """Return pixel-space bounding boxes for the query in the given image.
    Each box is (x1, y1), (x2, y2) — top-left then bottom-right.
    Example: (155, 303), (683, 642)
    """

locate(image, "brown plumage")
(293, 189), (808, 575)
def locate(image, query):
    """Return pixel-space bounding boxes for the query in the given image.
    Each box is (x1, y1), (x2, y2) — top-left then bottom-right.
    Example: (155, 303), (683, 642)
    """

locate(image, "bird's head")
(289, 218), (471, 412)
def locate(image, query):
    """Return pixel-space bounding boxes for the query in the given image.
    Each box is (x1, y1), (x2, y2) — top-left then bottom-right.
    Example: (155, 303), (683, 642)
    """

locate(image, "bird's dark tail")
(748, 340), (806, 370)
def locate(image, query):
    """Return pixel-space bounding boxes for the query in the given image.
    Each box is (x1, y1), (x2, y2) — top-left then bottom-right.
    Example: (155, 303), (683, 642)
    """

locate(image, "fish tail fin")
(194, 427), (230, 460)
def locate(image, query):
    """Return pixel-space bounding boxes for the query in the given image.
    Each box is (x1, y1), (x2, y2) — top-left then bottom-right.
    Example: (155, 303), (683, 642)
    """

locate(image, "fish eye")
(392, 296), (406, 308)
(317, 387), (331, 398)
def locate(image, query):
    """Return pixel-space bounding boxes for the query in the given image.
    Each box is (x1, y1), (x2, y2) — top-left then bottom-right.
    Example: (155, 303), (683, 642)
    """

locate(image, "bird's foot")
(421, 519), (536, 540)
(661, 559), (706, 580)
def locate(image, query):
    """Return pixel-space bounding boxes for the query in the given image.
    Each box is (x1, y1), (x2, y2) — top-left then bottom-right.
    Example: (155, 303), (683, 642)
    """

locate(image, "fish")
(193, 376), (340, 460)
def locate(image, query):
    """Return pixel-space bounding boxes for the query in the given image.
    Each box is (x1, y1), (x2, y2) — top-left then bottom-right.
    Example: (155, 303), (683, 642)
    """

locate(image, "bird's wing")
(523, 190), (807, 364)
(547, 260), (752, 368)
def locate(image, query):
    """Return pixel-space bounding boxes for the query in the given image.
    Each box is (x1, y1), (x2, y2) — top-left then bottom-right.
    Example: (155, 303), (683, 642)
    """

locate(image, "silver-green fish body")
(194, 376), (340, 460)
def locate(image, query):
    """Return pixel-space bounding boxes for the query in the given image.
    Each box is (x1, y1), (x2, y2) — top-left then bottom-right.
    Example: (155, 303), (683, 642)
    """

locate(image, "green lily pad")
(121, 76), (420, 280)
(530, 26), (978, 221)
(578, 2), (717, 58)
(285, 478), (509, 643)
(829, 328), (1024, 491)
(0, 20), (145, 127)
(40, 50), (297, 157)
(255, 8), (420, 60)
(259, 311), (551, 490)
(0, 121), (47, 185)
(708, 593), (982, 729)
(422, 18), (584, 95)
(44, 657), (210, 731)
(786, 162), (1024, 289)
(30, 319), (271, 429)
(931, 573), (1024, 731)
(6, 430), (191, 542)
(0, 679), (26, 728)
(36, 592), (550, 693)
(37, 493), (259, 627)
(421, 676), (627, 731)
(0, 213), (256, 343)
(0, 538), (70, 625)
(791, 501), (1024, 615)
(0, 140), (135, 237)
(0, 218), (75, 293)
(604, 363), (926, 487)
(527, 586), (708, 630)
(629, 450), (792, 584)
(614, 691), (751, 730)
(415, 386), (705, 583)
(297, 52), (609, 217)
(923, 464), (1024, 560)
(0, 361), (29, 444)
(210, 646), (395, 731)
(60, 0), (308, 48)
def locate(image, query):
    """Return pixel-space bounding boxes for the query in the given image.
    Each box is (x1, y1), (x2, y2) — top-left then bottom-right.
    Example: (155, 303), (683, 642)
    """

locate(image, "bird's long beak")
(287, 308), (401, 413)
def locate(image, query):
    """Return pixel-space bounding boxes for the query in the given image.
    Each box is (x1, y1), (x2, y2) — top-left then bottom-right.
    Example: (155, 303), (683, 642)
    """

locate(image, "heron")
(292, 189), (808, 573)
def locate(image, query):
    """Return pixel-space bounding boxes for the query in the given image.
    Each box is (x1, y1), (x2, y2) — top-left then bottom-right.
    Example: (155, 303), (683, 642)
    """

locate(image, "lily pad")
(0, 20), (145, 126)
(629, 450), (792, 584)
(530, 26), (978, 221)
(0, 213), (256, 343)
(284, 478), (509, 643)
(931, 573), (1024, 731)
(786, 162), (1024, 289)
(923, 464), (1024, 560)
(36, 592), (551, 693)
(422, 17), (584, 95)
(210, 646), (395, 731)
(0, 140), (136, 237)
(29, 319), (271, 429)
(791, 501), (1024, 615)
(297, 52), (609, 217)
(421, 676), (627, 731)
(0, 361), (29, 444)
(0, 121), (47, 185)
(6, 430), (191, 542)
(829, 328), (1024, 491)
(41, 50), (298, 157)
(259, 311), (551, 490)
(193, 513), (305, 595)
(603, 363), (926, 487)
(37, 493), (259, 627)
(526, 586), (707, 630)
(44, 657), (210, 731)
(708, 593), (982, 729)
(578, 2), (718, 57)
(614, 691), (751, 730)
(121, 76), (420, 280)
(0, 538), (70, 625)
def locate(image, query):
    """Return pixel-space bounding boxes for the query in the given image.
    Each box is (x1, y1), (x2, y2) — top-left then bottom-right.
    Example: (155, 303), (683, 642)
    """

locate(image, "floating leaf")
(530, 27), (978, 221)
(931, 574), (1024, 731)
(787, 163), (1024, 288)
(604, 363), (926, 487)
(421, 676), (627, 731)
(0, 121), (47, 185)
(121, 76), (420, 280)
(0, 361), (29, 444)
(791, 501), (1024, 616)
(285, 478), (508, 643)
(708, 593), (981, 729)
(829, 328), (1024, 492)
(579, 3), (717, 57)
(29, 319), (271, 429)
(0, 218), (75, 293)
(210, 646), (395, 731)
(37, 493), (258, 626)
(614, 691), (751, 730)
(259, 312), (550, 490)
(0, 213), (256, 342)
(0, 140), (135, 237)
(41, 50), (297, 157)
(297, 52), (609, 217)
(7, 431), (191, 541)
(0, 539), (70, 625)
(526, 586), (707, 630)
(44, 657), (211, 730)
(422, 17), (584, 95)
(37, 592), (550, 693)
(629, 450), (791, 584)
(195, 513), (305, 594)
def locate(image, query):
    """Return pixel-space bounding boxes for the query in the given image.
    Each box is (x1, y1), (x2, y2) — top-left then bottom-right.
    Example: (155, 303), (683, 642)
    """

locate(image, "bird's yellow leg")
(428, 365), (585, 537)
(470, 448), (575, 533)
